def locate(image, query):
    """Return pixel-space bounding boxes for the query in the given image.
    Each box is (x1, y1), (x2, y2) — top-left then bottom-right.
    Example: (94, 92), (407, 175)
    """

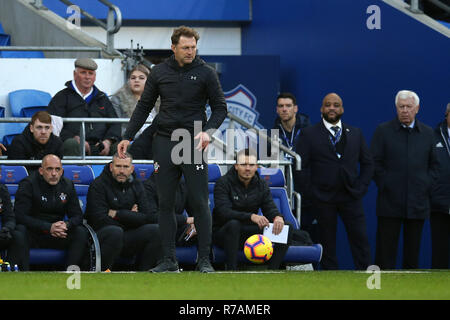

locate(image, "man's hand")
(0, 143), (7, 156)
(272, 216), (285, 235)
(117, 140), (130, 158)
(50, 221), (68, 238)
(194, 131), (211, 151)
(251, 214), (270, 230)
(99, 139), (112, 156)
(73, 136), (91, 155)
(108, 209), (117, 218)
(131, 204), (139, 212)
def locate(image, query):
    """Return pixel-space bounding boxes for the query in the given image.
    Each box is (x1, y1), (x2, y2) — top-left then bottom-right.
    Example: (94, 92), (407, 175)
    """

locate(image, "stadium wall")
(241, 0), (450, 269)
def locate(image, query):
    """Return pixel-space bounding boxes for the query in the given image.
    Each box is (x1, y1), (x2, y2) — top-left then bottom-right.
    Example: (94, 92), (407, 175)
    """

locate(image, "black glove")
(0, 227), (12, 248)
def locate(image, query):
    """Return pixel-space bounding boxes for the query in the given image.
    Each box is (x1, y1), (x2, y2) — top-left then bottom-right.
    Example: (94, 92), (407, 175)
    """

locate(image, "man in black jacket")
(295, 93), (373, 270)
(0, 183), (28, 270)
(85, 152), (162, 271)
(47, 58), (121, 156)
(8, 111), (63, 173)
(213, 148), (292, 270)
(430, 103), (450, 269)
(118, 26), (227, 273)
(15, 154), (89, 270)
(371, 90), (439, 270)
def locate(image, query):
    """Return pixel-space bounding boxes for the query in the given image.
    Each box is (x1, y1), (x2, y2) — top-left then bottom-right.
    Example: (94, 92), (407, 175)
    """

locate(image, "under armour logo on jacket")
(196, 164), (204, 170)
(41, 196), (47, 202)
(190, 76), (197, 80)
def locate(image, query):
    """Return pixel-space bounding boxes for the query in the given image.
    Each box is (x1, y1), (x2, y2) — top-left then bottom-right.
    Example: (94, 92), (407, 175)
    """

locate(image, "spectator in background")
(110, 64), (160, 160)
(213, 148), (293, 270)
(85, 152), (162, 271)
(272, 92), (310, 158)
(0, 183), (28, 270)
(295, 93), (373, 270)
(430, 102), (450, 269)
(7, 111), (63, 173)
(371, 90), (439, 270)
(47, 58), (121, 157)
(15, 154), (89, 270)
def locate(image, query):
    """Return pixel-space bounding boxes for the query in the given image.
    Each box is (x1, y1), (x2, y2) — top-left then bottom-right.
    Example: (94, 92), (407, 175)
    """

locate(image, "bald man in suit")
(295, 93), (373, 270)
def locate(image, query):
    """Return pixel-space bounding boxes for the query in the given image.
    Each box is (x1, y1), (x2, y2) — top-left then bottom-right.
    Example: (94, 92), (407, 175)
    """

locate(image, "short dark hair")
(236, 148), (258, 161)
(171, 26), (200, 45)
(277, 92), (297, 106)
(113, 152), (133, 162)
(31, 111), (52, 125)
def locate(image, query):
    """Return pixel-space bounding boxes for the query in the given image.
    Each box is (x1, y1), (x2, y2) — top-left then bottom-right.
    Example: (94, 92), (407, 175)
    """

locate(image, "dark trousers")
(315, 199), (371, 270)
(375, 216), (424, 270)
(430, 211), (450, 269)
(153, 134), (211, 260)
(96, 224), (162, 271)
(27, 225), (89, 270)
(213, 219), (293, 270)
(0, 224), (29, 271)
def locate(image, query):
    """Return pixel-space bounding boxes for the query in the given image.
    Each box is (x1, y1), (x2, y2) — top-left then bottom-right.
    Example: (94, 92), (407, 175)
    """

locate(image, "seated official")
(14, 155), (89, 270)
(7, 111), (63, 173)
(0, 184), (28, 270)
(144, 172), (197, 246)
(213, 148), (293, 270)
(85, 152), (162, 271)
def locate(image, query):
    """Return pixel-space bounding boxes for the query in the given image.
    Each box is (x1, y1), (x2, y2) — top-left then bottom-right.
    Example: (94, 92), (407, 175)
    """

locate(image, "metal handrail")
(58, 0), (122, 55)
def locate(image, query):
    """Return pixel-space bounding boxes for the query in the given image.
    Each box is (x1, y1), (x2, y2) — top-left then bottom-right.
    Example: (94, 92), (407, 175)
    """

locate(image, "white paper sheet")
(263, 223), (289, 244)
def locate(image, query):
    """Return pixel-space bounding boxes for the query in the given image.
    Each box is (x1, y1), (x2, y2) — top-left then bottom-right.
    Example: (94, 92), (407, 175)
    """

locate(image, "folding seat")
(9, 89), (51, 117)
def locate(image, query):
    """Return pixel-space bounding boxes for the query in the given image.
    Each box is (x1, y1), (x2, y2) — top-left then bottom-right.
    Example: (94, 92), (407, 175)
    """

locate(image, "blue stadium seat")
(0, 123), (27, 146)
(0, 51), (45, 58)
(9, 89), (51, 117)
(0, 165), (28, 203)
(63, 165), (95, 212)
(133, 164), (154, 181)
(0, 22), (11, 46)
(0, 106), (5, 117)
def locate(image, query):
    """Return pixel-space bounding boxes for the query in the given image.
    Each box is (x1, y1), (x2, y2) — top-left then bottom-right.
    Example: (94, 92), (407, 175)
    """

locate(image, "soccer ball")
(244, 234), (273, 264)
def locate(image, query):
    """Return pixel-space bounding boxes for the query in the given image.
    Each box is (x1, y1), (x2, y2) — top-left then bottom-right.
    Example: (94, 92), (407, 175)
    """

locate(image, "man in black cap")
(47, 58), (121, 156)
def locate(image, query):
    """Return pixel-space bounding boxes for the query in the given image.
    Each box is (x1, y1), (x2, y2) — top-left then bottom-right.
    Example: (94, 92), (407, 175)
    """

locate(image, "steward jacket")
(14, 171), (83, 234)
(85, 163), (156, 231)
(212, 167), (283, 229)
(143, 173), (191, 229)
(123, 55), (227, 140)
(47, 81), (121, 143)
(431, 120), (450, 214)
(370, 118), (439, 219)
(0, 184), (15, 230)
(7, 124), (64, 172)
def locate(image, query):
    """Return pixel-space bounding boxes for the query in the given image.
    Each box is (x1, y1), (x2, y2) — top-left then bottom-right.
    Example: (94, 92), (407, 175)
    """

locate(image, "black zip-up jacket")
(7, 124), (64, 172)
(431, 120), (450, 214)
(124, 55), (227, 140)
(0, 184), (15, 230)
(272, 112), (311, 151)
(85, 163), (156, 231)
(14, 171), (83, 234)
(212, 167), (283, 229)
(47, 81), (121, 143)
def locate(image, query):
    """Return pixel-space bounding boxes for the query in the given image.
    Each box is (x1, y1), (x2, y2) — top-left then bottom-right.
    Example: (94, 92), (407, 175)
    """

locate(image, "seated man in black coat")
(85, 152), (162, 271)
(0, 183), (28, 270)
(15, 154), (89, 270)
(8, 111), (64, 173)
(213, 148), (293, 270)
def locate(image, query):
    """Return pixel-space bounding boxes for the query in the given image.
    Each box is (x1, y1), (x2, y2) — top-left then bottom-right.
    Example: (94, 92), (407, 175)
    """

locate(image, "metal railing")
(0, 115), (303, 224)
(57, 0), (122, 55)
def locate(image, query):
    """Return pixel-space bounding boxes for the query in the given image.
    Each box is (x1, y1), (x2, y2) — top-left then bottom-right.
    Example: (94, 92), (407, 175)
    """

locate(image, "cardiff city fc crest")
(207, 84), (264, 151)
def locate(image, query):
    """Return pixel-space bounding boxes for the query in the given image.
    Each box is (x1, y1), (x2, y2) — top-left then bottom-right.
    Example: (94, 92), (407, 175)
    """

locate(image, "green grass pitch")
(0, 270), (448, 300)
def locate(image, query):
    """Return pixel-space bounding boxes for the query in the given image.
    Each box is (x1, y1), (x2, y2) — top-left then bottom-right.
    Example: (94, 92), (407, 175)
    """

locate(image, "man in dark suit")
(370, 90), (439, 270)
(295, 93), (373, 270)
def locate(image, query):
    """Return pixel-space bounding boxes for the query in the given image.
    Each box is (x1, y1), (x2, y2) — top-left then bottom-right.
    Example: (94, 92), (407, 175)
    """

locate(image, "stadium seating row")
(0, 164), (322, 271)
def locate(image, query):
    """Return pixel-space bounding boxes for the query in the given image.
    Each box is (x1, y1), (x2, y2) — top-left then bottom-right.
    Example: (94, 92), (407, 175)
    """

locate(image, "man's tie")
(331, 126), (340, 137)
(330, 126), (342, 158)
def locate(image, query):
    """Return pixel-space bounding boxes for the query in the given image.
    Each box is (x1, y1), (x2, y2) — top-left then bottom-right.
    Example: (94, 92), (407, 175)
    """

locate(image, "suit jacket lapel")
(341, 123), (352, 160)
(319, 121), (337, 155)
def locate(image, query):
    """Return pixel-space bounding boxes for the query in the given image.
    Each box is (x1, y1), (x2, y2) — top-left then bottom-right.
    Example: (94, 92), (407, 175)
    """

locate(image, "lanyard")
(279, 124), (299, 149)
